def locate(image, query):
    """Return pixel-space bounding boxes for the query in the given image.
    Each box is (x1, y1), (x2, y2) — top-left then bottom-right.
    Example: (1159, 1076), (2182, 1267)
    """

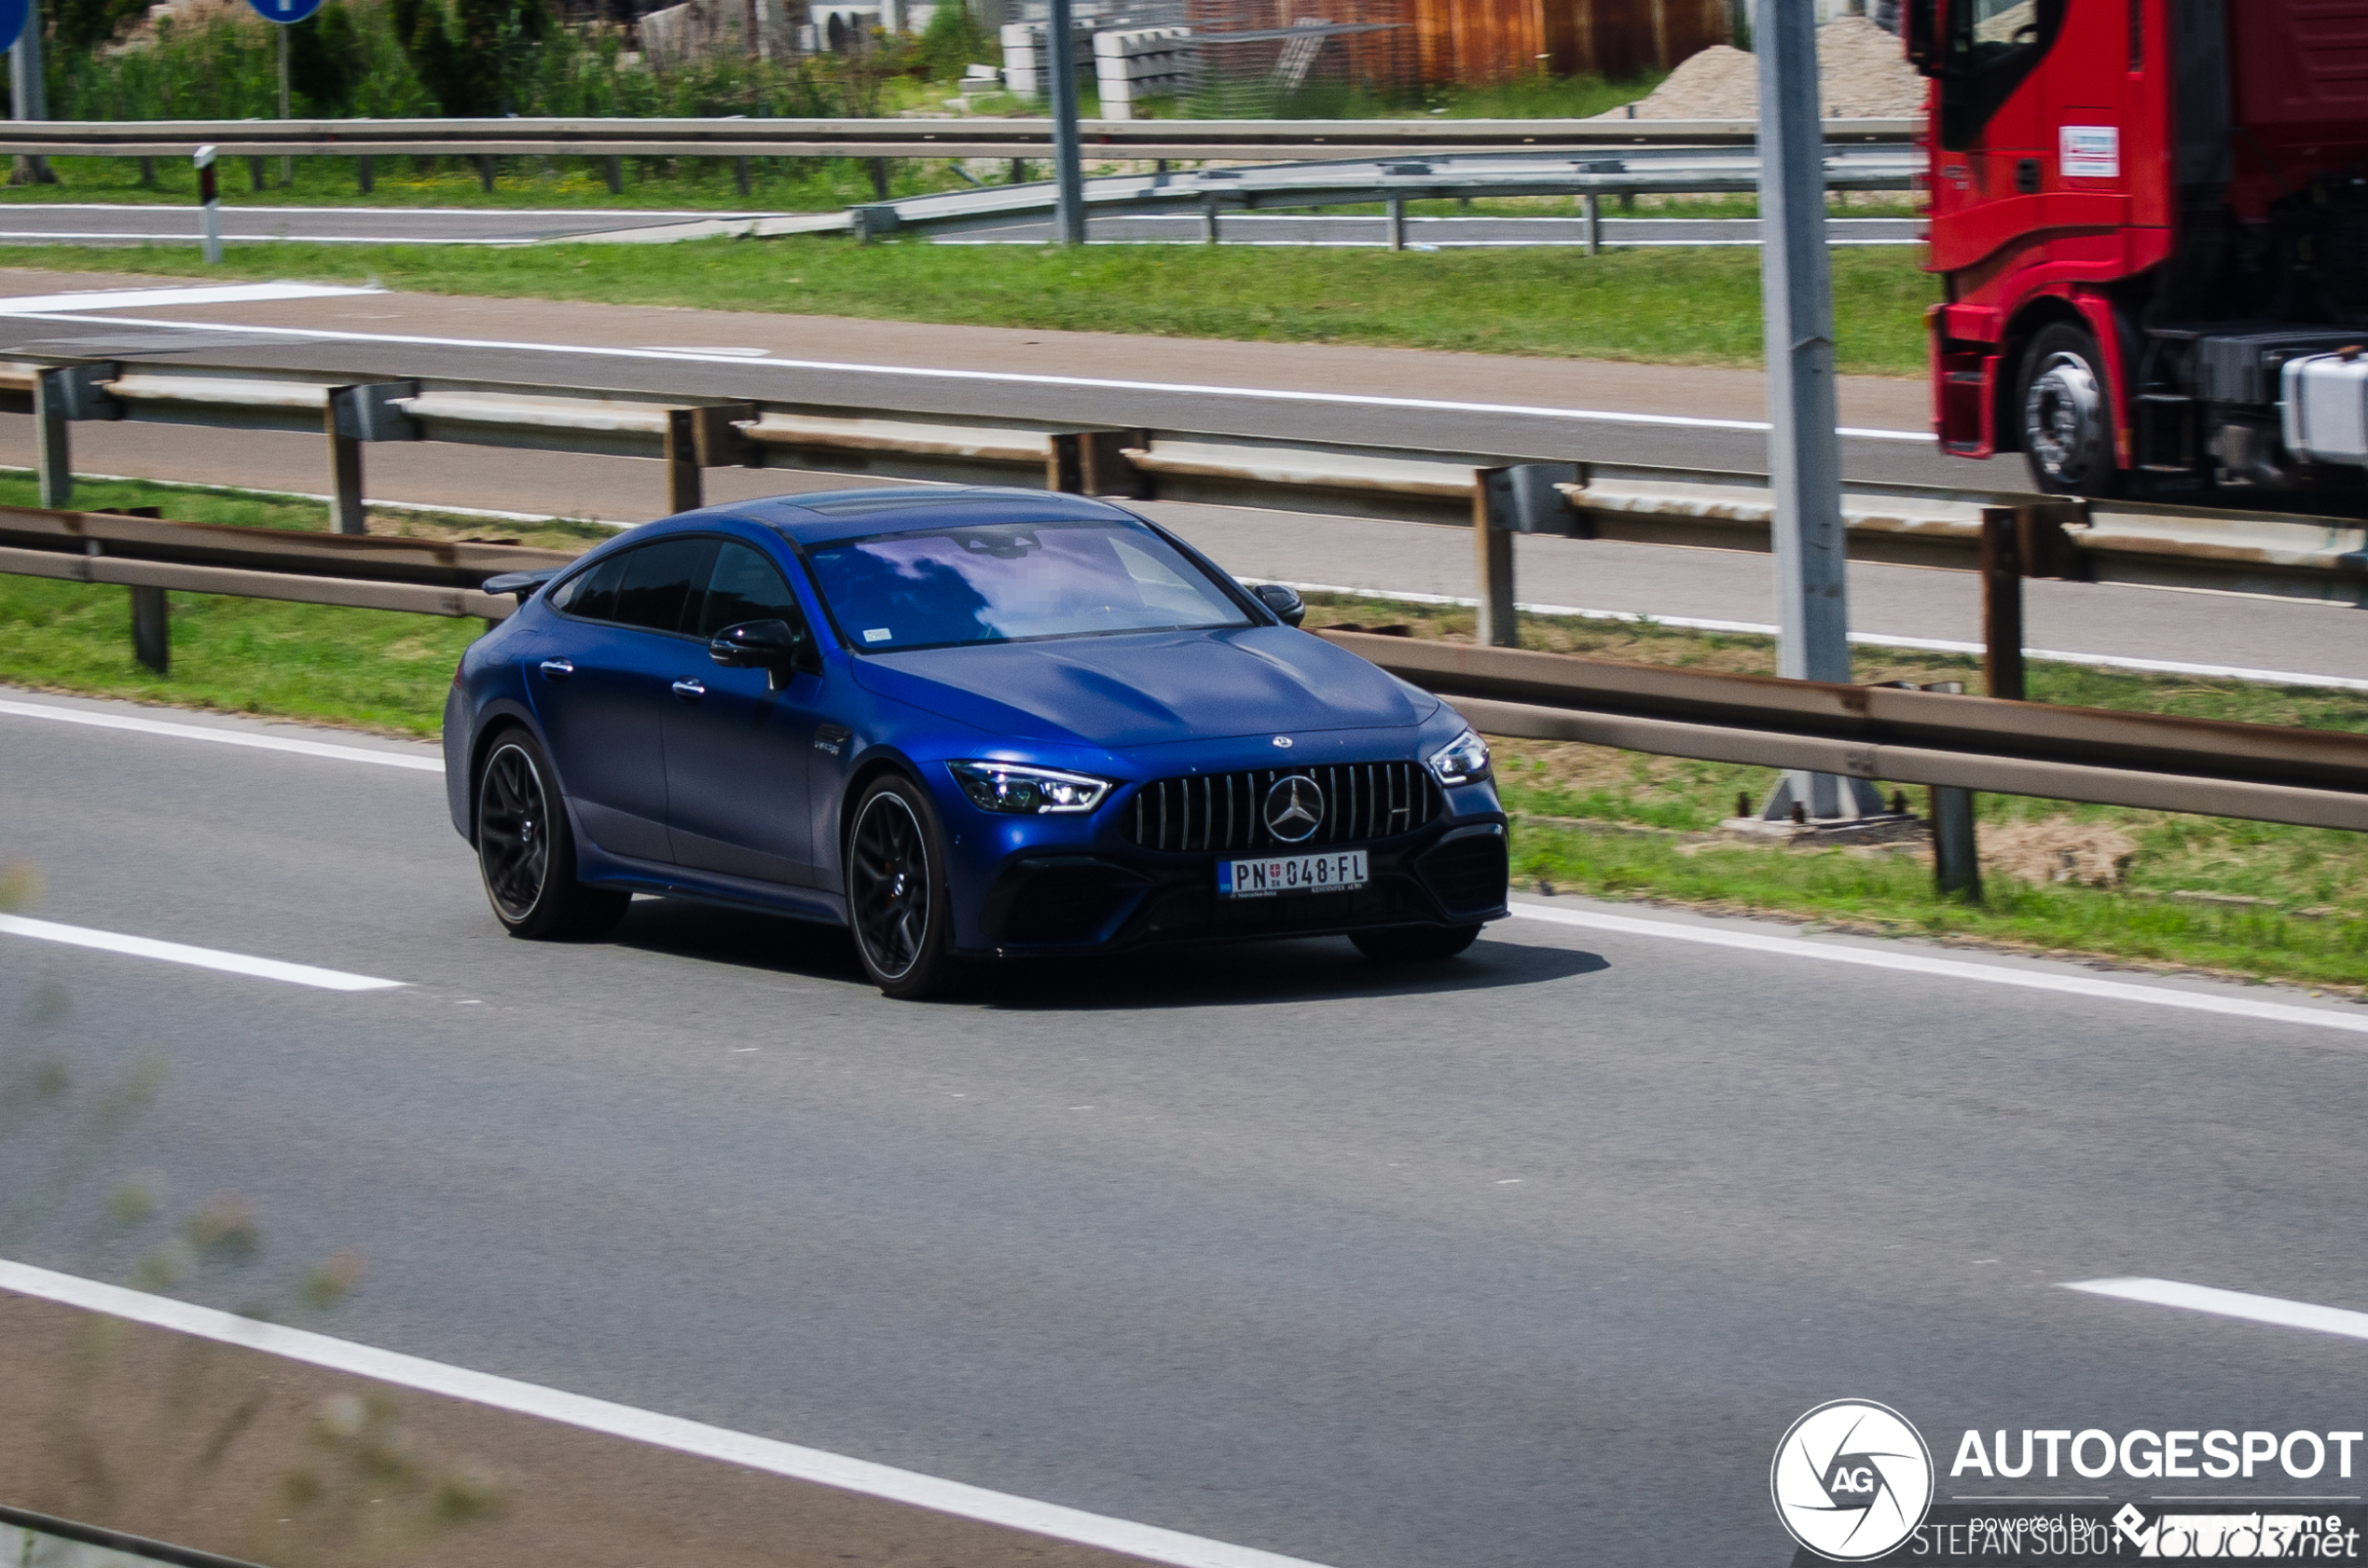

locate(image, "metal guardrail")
(1316, 632), (2368, 832)
(2, 499), (2356, 833)
(847, 144), (1917, 241)
(0, 116), (1921, 162)
(5, 356), (2362, 607)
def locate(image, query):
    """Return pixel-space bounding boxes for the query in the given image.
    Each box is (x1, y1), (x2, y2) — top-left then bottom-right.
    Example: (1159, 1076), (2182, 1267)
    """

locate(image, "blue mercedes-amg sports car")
(446, 487), (1508, 997)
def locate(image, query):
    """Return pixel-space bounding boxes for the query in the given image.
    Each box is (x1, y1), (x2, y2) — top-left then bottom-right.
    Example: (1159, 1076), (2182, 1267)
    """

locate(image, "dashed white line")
(0, 308), (1932, 443)
(0, 698), (444, 771)
(2063, 1278), (2368, 1343)
(0, 1258), (1338, 1568)
(0, 915), (404, 992)
(1508, 901), (2368, 1038)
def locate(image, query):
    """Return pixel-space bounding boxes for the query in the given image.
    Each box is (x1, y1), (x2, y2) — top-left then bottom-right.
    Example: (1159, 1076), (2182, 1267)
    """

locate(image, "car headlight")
(1426, 728), (1491, 785)
(947, 761), (1113, 815)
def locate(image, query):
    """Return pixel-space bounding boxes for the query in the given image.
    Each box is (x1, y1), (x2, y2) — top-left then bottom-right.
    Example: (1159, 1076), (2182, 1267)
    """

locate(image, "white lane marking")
(0, 915), (404, 992)
(1508, 901), (2368, 1038)
(0, 233), (543, 247)
(0, 309), (1932, 444)
(2064, 1278), (2368, 1343)
(0, 282), (381, 311)
(0, 697), (444, 771)
(1277, 582), (2368, 691)
(0, 1258), (1339, 1568)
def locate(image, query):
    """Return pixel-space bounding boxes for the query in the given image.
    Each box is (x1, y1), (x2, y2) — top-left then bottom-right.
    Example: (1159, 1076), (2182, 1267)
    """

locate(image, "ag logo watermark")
(1772, 1400), (1936, 1561)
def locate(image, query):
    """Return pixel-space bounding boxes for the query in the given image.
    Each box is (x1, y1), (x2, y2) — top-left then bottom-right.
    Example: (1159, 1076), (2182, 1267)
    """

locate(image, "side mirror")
(1251, 583), (1306, 628)
(482, 568), (558, 603)
(709, 618), (813, 685)
(1903, 0), (1937, 71)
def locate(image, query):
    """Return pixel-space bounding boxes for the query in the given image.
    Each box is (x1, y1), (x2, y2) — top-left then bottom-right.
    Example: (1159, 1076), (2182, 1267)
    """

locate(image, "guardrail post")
(357, 155), (373, 193)
(129, 585), (169, 674)
(1385, 196), (1405, 251)
(604, 156), (623, 195)
(1050, 430), (1146, 497)
(1583, 192), (1601, 255)
(249, 155), (267, 193)
(1472, 463), (1580, 647)
(33, 370), (71, 510)
(1930, 780), (1980, 898)
(734, 157), (751, 197)
(1202, 196), (1218, 244)
(326, 399), (365, 535)
(664, 409), (702, 514)
(195, 145), (222, 264)
(692, 403), (759, 470)
(1978, 506), (2025, 701)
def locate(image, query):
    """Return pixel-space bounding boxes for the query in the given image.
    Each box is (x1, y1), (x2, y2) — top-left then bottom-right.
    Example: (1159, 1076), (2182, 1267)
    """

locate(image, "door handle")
(539, 658), (573, 680)
(671, 678), (707, 700)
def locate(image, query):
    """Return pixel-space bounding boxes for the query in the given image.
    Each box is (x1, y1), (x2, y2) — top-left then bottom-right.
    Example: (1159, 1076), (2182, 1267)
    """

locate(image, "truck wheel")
(2019, 323), (2123, 498)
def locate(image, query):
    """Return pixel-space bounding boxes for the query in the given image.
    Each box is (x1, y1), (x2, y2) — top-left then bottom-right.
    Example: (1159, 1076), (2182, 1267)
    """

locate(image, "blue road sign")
(0, 0), (28, 54)
(245, 0), (324, 22)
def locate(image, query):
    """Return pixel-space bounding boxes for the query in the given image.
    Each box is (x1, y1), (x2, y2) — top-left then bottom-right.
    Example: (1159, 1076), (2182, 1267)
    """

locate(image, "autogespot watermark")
(1774, 1408), (2368, 1561)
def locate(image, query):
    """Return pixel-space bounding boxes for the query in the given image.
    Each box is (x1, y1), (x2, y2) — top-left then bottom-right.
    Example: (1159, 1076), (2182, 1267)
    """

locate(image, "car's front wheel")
(847, 775), (959, 999)
(1351, 924), (1482, 964)
(475, 730), (629, 941)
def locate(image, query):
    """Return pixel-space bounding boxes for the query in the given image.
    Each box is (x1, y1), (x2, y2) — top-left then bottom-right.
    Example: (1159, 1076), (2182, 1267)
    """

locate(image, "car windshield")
(805, 517), (1253, 653)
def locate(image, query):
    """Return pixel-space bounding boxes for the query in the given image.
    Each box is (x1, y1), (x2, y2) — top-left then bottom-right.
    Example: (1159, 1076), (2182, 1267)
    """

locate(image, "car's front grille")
(1121, 763), (1439, 854)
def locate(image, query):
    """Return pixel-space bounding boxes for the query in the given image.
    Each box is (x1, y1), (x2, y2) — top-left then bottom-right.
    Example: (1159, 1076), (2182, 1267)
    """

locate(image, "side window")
(695, 542), (809, 637)
(613, 537), (722, 634)
(551, 550), (629, 623)
(1939, 0), (2068, 149)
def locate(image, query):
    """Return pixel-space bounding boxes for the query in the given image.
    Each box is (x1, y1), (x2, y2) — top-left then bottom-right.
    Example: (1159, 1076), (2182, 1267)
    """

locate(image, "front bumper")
(959, 816), (1510, 956)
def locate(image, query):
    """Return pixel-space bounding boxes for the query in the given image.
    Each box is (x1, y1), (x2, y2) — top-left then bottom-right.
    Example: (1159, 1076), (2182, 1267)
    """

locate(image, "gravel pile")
(1612, 17), (1926, 121)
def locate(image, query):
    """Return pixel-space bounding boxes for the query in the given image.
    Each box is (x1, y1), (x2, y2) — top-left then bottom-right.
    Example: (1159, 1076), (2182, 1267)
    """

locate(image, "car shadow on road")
(608, 899), (1607, 1008)
(974, 934), (1606, 1011)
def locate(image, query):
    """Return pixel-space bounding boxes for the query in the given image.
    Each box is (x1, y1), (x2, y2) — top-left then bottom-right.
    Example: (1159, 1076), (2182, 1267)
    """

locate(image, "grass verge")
(1302, 594), (2368, 995)
(0, 239), (1935, 374)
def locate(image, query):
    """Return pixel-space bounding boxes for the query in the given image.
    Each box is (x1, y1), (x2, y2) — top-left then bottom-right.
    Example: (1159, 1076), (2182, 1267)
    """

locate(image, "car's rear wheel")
(847, 776), (958, 1000)
(1351, 924), (1482, 964)
(476, 730), (628, 941)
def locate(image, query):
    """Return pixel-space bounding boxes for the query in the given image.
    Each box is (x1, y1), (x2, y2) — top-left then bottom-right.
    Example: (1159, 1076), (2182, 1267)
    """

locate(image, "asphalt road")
(0, 204), (752, 245)
(0, 269), (2020, 493)
(5, 690), (2368, 1568)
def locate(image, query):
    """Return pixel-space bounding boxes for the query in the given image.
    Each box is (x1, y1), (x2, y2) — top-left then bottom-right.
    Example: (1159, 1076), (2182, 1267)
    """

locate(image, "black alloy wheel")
(475, 731), (629, 941)
(1350, 924), (1483, 964)
(847, 776), (957, 999)
(2019, 321), (2124, 498)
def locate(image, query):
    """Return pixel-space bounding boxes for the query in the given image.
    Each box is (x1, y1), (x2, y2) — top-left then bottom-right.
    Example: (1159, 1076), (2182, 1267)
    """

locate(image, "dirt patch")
(1616, 18), (1926, 121)
(1978, 817), (2140, 888)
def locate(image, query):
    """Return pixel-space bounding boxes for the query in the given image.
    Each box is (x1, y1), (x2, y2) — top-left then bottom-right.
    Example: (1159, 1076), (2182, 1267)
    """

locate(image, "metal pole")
(33, 367), (70, 509)
(1385, 195), (1404, 251)
(1978, 507), (2027, 700)
(1753, 0), (1879, 824)
(8, 0), (53, 187)
(196, 144), (221, 264)
(1583, 191), (1601, 254)
(277, 23), (293, 187)
(1046, 0), (1085, 245)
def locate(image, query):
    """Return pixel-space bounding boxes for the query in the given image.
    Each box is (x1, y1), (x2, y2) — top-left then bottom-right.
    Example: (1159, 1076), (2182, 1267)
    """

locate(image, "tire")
(1350, 924), (1482, 964)
(475, 729), (629, 942)
(846, 775), (960, 1000)
(2018, 322), (2124, 498)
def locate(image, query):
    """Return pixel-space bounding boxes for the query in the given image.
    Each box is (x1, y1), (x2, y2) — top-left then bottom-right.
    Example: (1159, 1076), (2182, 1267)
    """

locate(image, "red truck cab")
(1907, 0), (2368, 499)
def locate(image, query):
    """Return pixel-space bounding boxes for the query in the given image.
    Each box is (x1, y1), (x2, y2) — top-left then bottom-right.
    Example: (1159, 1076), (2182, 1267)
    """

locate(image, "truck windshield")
(805, 517), (1254, 653)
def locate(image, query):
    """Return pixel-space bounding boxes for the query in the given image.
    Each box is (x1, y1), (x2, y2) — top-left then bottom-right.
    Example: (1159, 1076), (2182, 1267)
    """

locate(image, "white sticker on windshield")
(2060, 124), (2120, 179)
(863, 627), (892, 642)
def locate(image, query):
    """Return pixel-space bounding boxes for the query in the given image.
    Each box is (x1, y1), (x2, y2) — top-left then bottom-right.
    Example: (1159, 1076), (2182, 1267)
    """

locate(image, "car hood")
(850, 627), (1437, 748)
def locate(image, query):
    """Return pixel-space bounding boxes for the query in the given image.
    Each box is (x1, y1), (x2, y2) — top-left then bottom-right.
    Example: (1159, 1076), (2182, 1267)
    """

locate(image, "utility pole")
(1753, 0), (1880, 825)
(8, 0), (54, 187)
(1046, 0), (1085, 245)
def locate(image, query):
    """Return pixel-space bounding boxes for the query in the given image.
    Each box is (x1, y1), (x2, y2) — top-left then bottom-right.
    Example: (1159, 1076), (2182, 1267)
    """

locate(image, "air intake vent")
(1122, 763), (1439, 854)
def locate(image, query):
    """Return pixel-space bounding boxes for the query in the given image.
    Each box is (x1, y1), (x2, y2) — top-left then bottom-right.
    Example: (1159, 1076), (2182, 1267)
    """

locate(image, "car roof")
(735, 487), (1144, 547)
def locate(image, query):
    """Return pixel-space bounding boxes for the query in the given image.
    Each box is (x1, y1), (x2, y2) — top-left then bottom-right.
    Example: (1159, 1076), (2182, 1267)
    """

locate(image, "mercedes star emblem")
(1262, 775), (1326, 843)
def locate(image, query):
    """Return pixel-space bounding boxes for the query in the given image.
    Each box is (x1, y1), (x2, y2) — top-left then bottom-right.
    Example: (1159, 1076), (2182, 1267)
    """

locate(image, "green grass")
(0, 238), (1936, 374)
(1302, 594), (2368, 994)
(0, 471), (613, 736)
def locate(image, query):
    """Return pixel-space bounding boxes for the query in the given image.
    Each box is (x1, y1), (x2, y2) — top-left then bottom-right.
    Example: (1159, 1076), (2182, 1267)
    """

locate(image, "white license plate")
(1218, 850), (1369, 899)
